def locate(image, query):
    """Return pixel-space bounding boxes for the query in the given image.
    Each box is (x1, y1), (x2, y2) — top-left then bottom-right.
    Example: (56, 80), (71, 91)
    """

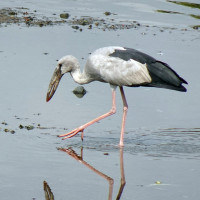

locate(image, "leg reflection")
(58, 147), (125, 200)
(116, 147), (126, 200)
(43, 180), (55, 200)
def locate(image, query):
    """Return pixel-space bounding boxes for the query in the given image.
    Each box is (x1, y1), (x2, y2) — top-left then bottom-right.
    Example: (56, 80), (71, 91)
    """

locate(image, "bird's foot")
(58, 126), (84, 141)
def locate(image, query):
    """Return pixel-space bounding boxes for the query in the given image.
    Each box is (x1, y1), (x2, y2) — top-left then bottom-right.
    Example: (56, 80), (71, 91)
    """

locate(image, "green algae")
(167, 1), (200, 9)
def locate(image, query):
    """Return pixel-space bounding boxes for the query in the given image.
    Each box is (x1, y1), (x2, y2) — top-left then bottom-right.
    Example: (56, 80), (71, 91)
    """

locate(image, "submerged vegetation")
(190, 14), (200, 19)
(167, 1), (200, 9)
(156, 9), (182, 14)
(156, 1), (200, 29)
(157, 8), (200, 21)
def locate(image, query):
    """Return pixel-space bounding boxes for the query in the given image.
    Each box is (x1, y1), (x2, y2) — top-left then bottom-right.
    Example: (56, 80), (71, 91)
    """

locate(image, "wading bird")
(46, 46), (187, 146)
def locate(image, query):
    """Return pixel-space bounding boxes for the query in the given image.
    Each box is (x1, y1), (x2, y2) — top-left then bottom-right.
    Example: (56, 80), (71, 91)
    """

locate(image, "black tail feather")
(144, 82), (187, 92)
(146, 61), (188, 92)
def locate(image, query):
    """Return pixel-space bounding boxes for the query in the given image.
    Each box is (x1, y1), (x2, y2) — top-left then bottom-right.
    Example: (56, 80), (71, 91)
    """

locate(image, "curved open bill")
(46, 67), (63, 102)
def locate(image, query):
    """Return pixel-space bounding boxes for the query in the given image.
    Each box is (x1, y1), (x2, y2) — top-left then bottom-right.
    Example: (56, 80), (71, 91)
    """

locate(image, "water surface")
(0, 0), (200, 199)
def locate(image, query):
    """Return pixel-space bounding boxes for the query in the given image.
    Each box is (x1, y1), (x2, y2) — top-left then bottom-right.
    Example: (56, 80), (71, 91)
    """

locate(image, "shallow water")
(0, 0), (200, 200)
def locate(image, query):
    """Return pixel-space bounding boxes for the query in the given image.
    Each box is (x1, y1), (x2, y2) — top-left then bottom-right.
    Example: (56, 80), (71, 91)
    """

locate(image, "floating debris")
(155, 181), (161, 184)
(18, 124), (34, 130)
(60, 13), (70, 19)
(25, 125), (34, 130)
(104, 11), (112, 16)
(71, 18), (91, 26)
(19, 124), (24, 129)
(4, 128), (9, 132)
(4, 128), (15, 134)
(71, 25), (80, 30)
(10, 130), (15, 134)
(192, 25), (200, 29)
(8, 11), (17, 16)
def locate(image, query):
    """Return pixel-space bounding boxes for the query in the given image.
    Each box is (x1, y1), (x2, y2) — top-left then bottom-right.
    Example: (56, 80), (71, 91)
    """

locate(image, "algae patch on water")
(190, 14), (200, 19)
(156, 1), (200, 22)
(156, 9), (182, 14)
(167, 1), (200, 9)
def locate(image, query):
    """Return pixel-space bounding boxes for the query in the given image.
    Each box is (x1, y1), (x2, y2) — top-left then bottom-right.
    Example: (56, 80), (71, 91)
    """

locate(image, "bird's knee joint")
(123, 106), (128, 112)
(111, 107), (116, 114)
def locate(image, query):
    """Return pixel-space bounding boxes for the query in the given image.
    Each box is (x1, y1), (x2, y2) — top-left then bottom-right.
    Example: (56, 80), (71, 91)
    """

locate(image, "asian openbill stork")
(46, 46), (187, 146)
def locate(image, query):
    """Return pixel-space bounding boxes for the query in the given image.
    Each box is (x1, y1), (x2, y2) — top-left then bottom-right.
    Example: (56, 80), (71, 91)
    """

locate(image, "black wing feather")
(109, 47), (188, 92)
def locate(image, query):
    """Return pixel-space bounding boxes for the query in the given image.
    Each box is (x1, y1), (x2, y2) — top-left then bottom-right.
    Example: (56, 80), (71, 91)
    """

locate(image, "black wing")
(109, 47), (188, 92)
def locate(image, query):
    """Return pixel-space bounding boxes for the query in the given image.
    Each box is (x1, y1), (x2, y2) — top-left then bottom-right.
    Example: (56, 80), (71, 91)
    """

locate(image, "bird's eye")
(58, 63), (62, 68)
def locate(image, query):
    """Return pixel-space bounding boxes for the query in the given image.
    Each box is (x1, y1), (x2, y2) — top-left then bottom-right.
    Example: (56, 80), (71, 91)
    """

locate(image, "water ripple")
(61, 127), (200, 160)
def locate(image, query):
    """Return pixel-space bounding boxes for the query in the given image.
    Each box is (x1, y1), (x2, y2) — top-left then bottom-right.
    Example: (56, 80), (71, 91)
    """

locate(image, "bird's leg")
(119, 87), (128, 147)
(58, 88), (117, 140)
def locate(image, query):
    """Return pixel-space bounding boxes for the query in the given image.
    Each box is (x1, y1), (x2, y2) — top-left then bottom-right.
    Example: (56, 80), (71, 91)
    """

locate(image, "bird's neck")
(71, 65), (91, 85)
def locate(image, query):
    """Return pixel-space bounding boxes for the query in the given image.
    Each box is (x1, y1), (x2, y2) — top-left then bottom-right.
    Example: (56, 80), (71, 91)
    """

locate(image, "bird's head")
(46, 55), (78, 102)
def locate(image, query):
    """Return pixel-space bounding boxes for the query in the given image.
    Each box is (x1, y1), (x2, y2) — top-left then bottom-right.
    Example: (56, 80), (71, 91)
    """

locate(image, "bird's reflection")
(43, 180), (54, 200)
(58, 147), (126, 200)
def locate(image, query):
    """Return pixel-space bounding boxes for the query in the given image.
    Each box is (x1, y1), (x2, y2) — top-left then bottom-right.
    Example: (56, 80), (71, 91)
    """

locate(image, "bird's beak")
(46, 67), (63, 102)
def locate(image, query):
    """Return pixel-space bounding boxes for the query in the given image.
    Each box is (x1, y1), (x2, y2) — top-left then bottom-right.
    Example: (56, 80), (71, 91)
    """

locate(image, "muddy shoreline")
(1, 7), (199, 30)
(0, 7), (142, 30)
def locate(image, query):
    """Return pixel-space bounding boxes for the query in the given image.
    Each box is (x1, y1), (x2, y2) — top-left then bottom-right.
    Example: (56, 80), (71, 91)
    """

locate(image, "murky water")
(0, 0), (200, 199)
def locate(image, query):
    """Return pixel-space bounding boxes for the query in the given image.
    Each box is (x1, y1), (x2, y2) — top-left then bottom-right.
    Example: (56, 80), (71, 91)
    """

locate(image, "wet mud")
(0, 7), (141, 30)
(1, 6), (199, 30)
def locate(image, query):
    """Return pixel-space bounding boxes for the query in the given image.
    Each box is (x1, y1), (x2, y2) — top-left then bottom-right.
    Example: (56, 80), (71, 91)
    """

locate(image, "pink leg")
(119, 87), (128, 147)
(59, 88), (117, 140)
